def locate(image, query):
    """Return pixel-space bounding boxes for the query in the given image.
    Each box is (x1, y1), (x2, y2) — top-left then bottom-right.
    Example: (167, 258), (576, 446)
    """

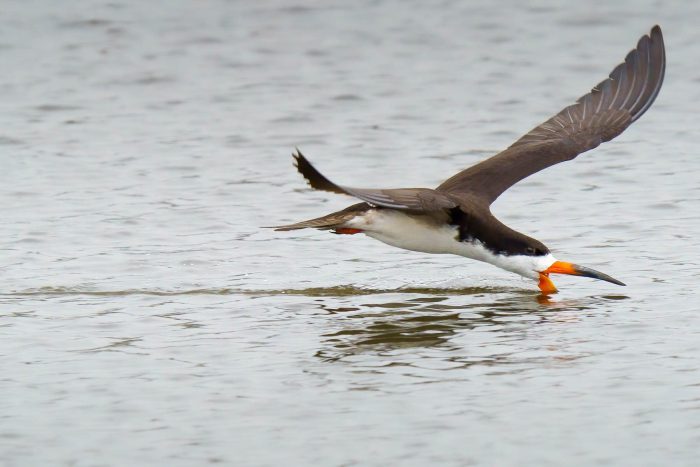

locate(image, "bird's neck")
(452, 207), (538, 256)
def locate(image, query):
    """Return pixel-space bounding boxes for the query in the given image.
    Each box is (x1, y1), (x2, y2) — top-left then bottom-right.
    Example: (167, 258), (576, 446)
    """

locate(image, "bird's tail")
(270, 203), (369, 231)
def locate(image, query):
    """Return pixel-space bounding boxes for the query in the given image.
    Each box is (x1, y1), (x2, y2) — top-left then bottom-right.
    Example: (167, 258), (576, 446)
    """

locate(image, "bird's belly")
(344, 209), (479, 257)
(344, 209), (545, 280)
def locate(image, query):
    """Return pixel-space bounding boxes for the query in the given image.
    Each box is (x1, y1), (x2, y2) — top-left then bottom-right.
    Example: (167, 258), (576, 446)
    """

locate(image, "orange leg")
(334, 228), (363, 235)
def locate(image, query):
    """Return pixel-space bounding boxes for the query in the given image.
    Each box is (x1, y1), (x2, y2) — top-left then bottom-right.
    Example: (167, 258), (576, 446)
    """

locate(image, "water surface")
(2, 1), (700, 466)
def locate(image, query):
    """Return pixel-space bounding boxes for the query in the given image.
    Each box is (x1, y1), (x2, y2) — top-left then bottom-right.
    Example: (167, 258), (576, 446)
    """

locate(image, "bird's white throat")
(344, 209), (557, 280)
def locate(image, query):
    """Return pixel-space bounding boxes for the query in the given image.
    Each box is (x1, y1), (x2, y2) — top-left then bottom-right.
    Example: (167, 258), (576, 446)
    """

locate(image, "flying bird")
(273, 26), (665, 294)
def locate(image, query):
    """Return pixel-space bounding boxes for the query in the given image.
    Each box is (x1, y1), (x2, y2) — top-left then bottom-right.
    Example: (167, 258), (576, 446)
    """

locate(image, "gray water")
(2, 1), (700, 466)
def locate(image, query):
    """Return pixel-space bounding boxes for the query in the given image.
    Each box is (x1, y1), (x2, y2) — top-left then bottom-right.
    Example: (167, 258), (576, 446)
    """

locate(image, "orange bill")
(538, 273), (559, 295)
(541, 260), (626, 290)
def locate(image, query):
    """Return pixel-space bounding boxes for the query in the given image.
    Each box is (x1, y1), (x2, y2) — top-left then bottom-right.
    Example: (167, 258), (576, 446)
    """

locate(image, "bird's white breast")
(344, 209), (556, 280)
(345, 209), (463, 255)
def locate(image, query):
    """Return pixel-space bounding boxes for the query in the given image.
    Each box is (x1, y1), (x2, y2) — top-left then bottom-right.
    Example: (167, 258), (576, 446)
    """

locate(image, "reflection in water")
(5, 284), (631, 300)
(80, 337), (147, 355)
(3, 285), (629, 369)
(313, 291), (628, 364)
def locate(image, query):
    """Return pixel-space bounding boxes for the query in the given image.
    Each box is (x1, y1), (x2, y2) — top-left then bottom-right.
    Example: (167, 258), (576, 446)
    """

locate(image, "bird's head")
(494, 238), (626, 295)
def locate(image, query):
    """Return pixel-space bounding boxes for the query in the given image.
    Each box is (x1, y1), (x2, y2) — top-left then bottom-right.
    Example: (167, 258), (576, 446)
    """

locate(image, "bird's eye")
(526, 246), (536, 255)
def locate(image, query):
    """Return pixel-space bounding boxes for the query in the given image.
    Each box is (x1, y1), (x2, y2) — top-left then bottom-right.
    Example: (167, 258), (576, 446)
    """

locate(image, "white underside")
(343, 209), (557, 280)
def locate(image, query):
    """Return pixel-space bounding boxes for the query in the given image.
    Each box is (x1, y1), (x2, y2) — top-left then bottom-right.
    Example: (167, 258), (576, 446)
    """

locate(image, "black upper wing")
(437, 25), (665, 204)
(292, 149), (457, 214)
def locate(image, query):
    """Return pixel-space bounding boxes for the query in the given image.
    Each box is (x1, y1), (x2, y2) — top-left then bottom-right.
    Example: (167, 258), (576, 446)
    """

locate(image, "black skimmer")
(273, 26), (665, 294)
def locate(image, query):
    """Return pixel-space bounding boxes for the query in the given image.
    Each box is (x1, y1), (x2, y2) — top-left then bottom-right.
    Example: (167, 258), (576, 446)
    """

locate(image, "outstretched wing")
(292, 149), (457, 213)
(437, 25), (665, 204)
